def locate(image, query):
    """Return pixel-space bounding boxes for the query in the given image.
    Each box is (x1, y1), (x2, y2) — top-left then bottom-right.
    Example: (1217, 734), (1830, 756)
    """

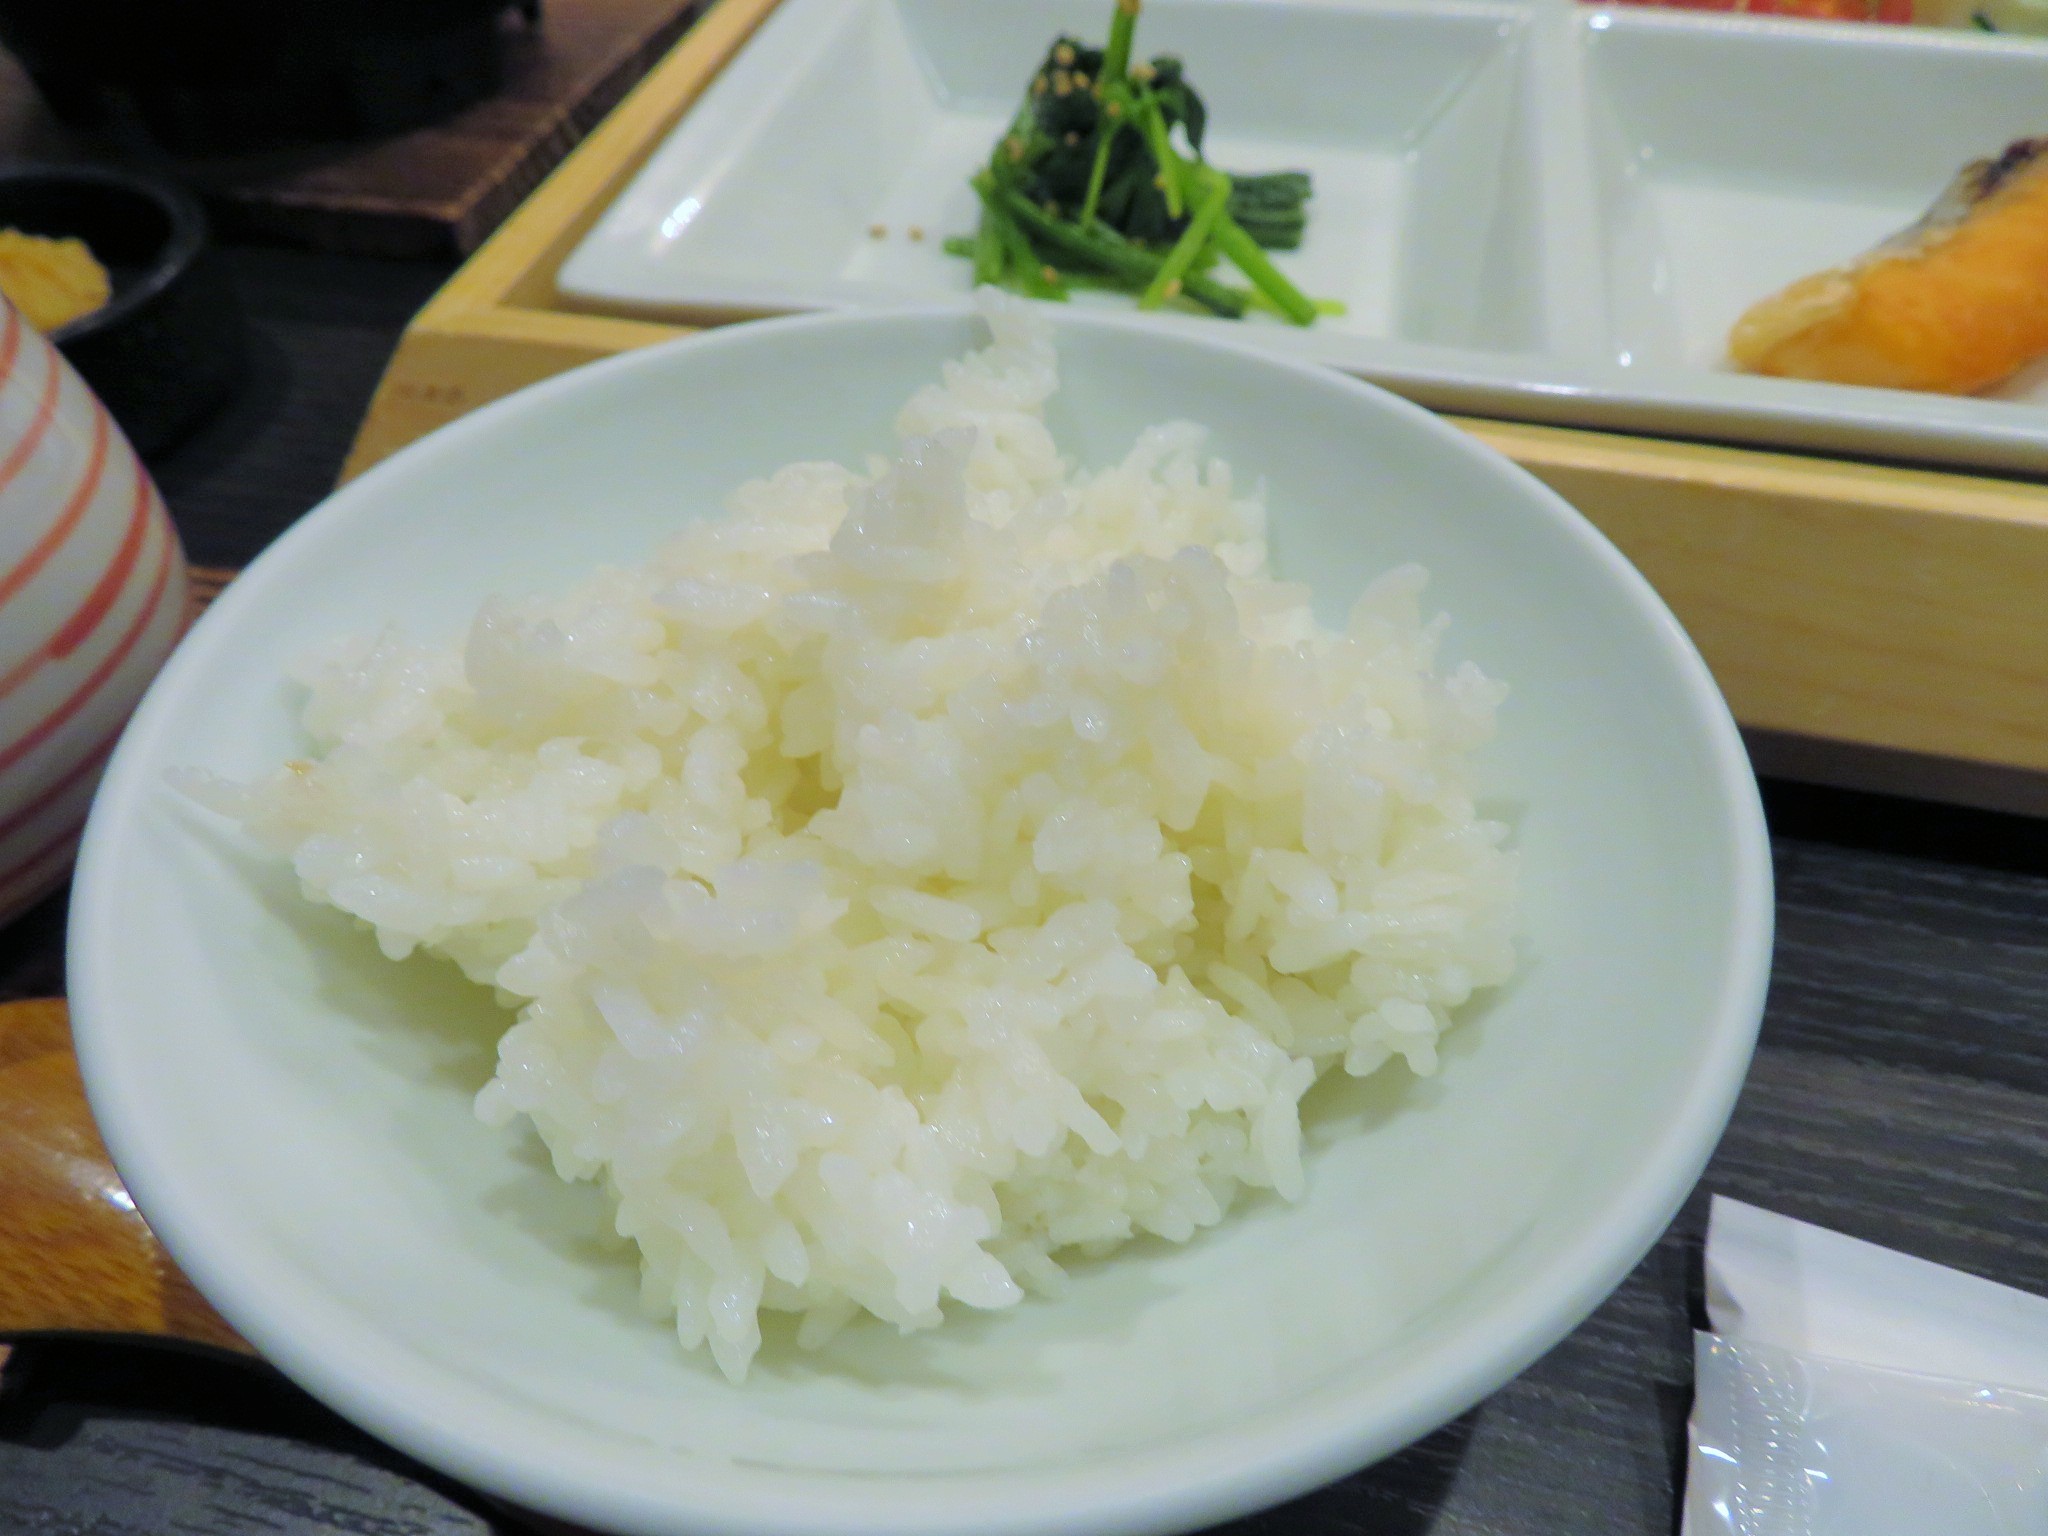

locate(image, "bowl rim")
(0, 161), (207, 344)
(68, 301), (1773, 1536)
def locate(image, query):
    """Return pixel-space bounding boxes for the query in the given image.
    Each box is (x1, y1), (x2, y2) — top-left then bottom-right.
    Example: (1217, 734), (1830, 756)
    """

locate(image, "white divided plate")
(558, 0), (2048, 472)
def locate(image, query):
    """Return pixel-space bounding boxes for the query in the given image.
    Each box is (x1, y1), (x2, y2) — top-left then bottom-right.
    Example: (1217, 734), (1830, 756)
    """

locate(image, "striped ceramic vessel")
(0, 295), (186, 924)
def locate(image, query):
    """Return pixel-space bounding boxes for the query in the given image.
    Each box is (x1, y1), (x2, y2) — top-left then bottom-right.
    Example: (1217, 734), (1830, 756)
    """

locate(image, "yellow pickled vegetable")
(0, 229), (112, 334)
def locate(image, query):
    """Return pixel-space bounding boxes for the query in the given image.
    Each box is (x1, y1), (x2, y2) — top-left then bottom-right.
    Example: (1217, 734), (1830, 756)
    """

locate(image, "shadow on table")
(0, 885), (68, 1003)
(0, 1338), (506, 1533)
(1761, 778), (2048, 875)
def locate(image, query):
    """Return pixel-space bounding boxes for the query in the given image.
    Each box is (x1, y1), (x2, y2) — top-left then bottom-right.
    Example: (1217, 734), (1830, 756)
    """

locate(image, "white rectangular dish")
(556, 0), (2048, 472)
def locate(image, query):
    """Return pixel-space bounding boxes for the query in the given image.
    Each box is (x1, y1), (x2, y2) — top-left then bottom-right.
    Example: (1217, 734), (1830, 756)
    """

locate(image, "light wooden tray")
(342, 0), (2048, 814)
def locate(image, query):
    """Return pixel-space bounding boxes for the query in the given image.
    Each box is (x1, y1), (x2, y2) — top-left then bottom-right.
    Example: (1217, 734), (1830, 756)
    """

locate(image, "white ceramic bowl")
(0, 293), (185, 924)
(68, 308), (1770, 1536)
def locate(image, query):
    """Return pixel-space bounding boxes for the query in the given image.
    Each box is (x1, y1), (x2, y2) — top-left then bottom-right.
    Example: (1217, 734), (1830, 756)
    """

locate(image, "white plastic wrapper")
(1690, 1335), (2048, 1534)
(1685, 1198), (2048, 1536)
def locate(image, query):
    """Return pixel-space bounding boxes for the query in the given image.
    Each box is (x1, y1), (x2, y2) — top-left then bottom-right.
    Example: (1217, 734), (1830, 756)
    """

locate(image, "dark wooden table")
(2, 245), (2045, 1536)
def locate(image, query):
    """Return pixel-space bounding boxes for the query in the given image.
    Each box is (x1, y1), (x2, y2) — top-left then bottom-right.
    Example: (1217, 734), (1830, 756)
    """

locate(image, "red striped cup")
(0, 295), (187, 924)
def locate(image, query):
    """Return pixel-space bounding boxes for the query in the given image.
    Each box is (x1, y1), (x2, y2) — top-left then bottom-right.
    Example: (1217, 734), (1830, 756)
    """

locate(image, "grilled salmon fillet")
(1730, 137), (2048, 394)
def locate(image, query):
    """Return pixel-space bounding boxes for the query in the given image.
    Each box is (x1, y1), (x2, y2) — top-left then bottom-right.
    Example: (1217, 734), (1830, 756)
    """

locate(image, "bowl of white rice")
(67, 296), (1770, 1536)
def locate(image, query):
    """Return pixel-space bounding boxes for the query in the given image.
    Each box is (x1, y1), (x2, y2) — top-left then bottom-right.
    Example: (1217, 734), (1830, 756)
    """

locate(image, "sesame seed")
(1053, 42), (1076, 66)
(1131, 61), (1156, 83)
(1105, 99), (1123, 119)
(1041, 265), (1059, 285)
(908, 225), (925, 241)
(1072, 72), (1090, 90)
(1064, 131), (1080, 147)
(868, 222), (887, 239)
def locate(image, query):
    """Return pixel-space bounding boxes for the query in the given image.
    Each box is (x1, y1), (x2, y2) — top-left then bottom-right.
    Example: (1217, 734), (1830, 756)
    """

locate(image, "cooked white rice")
(201, 295), (1517, 1380)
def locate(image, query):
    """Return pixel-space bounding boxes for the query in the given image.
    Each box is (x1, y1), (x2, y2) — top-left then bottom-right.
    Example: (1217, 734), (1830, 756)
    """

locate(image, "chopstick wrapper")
(1683, 1196), (2048, 1536)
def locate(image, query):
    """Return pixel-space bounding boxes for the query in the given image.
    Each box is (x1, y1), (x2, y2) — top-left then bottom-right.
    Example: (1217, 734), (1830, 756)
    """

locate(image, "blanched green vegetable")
(951, 0), (1328, 325)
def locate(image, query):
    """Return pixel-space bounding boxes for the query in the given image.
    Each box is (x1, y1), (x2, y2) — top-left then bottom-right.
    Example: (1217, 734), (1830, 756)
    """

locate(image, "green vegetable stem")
(947, 0), (1325, 325)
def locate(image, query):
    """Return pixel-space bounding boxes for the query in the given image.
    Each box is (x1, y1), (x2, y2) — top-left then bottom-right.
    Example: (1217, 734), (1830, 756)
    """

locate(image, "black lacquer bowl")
(0, 164), (245, 458)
